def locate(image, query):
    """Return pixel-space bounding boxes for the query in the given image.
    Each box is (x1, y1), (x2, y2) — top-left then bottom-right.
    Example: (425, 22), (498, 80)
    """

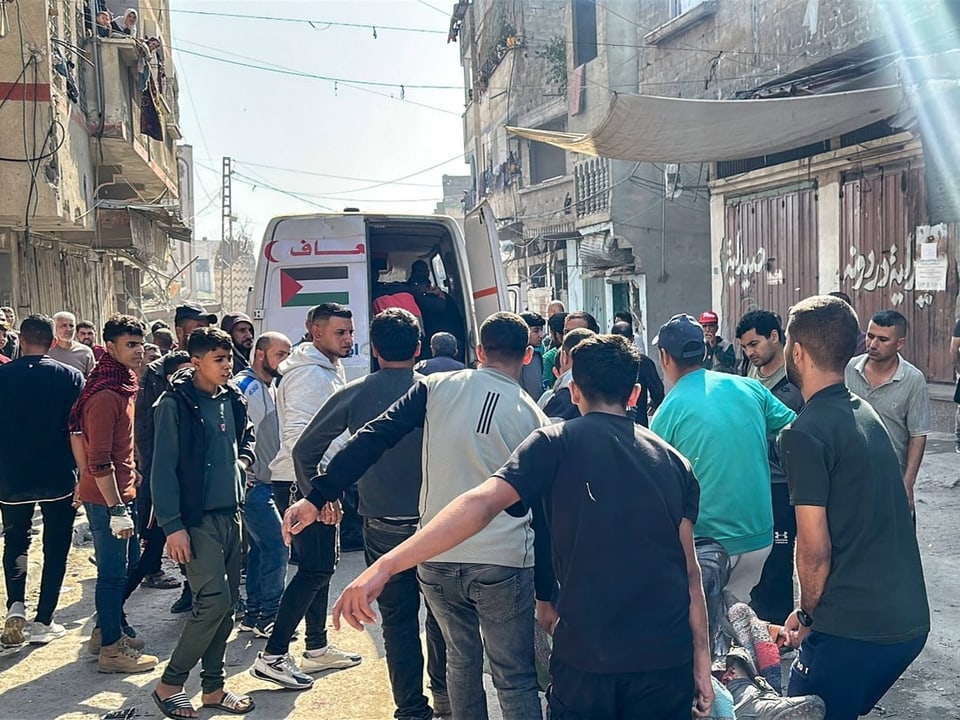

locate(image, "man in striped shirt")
(285, 312), (548, 720)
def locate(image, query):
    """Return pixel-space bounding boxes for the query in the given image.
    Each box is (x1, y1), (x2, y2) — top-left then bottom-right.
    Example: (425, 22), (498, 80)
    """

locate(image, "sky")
(168, 1), (470, 246)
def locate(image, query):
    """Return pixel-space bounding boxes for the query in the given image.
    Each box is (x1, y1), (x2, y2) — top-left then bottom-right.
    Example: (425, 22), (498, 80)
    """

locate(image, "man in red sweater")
(72, 314), (158, 673)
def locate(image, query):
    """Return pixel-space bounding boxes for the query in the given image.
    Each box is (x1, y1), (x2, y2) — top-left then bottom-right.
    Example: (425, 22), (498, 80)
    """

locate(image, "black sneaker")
(252, 617), (275, 639)
(238, 613), (258, 632)
(170, 587), (192, 614)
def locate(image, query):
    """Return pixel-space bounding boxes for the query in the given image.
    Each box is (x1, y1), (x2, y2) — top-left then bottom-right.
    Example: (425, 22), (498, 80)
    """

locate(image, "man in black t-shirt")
(781, 295), (929, 719)
(316, 335), (714, 720)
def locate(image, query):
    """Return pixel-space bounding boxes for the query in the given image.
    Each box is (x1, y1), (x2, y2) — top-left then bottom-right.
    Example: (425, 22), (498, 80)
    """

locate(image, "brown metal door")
(839, 166), (958, 382)
(722, 185), (820, 337)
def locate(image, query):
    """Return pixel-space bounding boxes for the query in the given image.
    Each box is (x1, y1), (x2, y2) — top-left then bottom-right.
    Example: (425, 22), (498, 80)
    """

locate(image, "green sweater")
(151, 384), (244, 535)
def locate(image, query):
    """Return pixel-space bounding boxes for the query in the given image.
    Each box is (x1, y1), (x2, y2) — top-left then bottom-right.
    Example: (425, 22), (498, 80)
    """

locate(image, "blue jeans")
(86, 501), (140, 646)
(418, 562), (540, 720)
(365, 519), (447, 720)
(242, 482), (288, 620)
(788, 631), (927, 719)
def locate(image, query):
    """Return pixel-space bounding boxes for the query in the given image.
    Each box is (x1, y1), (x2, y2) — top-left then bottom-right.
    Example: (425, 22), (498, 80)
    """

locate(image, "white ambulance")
(247, 206), (509, 380)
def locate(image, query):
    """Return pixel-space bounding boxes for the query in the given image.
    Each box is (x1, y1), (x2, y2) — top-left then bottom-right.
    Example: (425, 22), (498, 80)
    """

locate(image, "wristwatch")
(107, 504), (128, 517)
(797, 608), (814, 628)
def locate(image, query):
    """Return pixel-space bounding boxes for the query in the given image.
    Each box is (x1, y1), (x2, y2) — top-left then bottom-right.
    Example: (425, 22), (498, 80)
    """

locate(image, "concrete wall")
(635, 0), (940, 99)
(572, 2), (712, 340)
(619, 0), (940, 341)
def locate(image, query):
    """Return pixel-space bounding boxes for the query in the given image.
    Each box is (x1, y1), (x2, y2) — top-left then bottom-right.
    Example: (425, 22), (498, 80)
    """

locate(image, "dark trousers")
(135, 489), (165, 576)
(788, 631), (927, 719)
(364, 518), (447, 720)
(547, 658), (694, 720)
(0, 496), (76, 625)
(265, 519), (338, 655)
(750, 483), (796, 622)
(272, 482), (299, 565)
(162, 512), (242, 694)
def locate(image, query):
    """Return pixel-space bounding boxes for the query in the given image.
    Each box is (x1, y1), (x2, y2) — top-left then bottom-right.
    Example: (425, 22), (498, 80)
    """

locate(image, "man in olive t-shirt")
(781, 296), (929, 720)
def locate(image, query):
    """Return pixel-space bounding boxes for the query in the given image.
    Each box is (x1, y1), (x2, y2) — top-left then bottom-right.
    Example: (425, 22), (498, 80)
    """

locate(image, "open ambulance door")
(463, 202), (509, 330)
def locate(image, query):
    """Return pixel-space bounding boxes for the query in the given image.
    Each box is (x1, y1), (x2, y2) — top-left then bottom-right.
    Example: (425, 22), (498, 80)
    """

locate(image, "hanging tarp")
(506, 85), (907, 163)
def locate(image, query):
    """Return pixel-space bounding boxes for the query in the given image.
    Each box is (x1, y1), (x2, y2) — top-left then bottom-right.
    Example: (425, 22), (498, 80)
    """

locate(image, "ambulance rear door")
(250, 214), (370, 381)
(462, 202), (508, 339)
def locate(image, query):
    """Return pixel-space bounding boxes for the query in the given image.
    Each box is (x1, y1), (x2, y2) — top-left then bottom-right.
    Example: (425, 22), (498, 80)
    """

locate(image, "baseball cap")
(653, 314), (706, 360)
(698, 310), (719, 326)
(174, 303), (217, 326)
(221, 312), (253, 334)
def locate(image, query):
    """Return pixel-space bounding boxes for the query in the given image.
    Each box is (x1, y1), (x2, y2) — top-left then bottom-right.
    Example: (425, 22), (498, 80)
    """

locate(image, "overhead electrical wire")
(174, 47), (460, 90)
(170, 4), (822, 61)
(196, 161), (337, 212)
(168, 7), (447, 35)
(172, 39), (464, 116)
(233, 160), (440, 188)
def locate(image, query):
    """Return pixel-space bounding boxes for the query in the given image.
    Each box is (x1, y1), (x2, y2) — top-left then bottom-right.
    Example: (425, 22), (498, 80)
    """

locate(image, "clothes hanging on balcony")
(140, 75), (164, 142)
(52, 48), (79, 104)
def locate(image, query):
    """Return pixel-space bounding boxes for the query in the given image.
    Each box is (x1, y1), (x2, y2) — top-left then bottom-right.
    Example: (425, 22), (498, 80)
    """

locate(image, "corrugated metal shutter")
(722, 184), (820, 337)
(839, 165), (958, 382)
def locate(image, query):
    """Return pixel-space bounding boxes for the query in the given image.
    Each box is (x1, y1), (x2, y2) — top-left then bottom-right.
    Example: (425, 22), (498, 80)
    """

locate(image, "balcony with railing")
(574, 157), (611, 219)
(84, 34), (180, 199)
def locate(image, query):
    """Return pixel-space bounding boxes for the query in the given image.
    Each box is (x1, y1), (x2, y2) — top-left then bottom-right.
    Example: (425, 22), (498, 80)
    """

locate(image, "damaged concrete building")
(0, 0), (197, 328)
(455, 0), (959, 377)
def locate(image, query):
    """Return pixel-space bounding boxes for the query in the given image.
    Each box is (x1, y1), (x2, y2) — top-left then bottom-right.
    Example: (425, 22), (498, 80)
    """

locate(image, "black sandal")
(152, 690), (197, 719)
(201, 691), (255, 715)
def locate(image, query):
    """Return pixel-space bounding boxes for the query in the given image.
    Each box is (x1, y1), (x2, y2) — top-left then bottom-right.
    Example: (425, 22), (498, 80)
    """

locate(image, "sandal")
(201, 690), (255, 715)
(141, 572), (181, 589)
(152, 690), (197, 719)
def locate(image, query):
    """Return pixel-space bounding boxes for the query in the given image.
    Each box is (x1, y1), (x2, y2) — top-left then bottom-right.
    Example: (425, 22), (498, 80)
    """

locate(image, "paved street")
(0, 434), (958, 719)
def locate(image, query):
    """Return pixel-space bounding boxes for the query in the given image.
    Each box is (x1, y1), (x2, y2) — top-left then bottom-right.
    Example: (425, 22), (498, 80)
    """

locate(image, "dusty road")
(1, 434), (958, 719)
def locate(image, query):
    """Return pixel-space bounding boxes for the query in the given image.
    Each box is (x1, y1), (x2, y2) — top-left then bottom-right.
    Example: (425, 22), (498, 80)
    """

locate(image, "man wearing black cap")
(134, 303), (217, 613)
(651, 314), (795, 605)
(221, 312), (255, 375)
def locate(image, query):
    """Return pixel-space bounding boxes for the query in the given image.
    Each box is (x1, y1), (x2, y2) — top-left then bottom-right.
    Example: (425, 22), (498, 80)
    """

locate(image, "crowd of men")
(0, 290), (932, 720)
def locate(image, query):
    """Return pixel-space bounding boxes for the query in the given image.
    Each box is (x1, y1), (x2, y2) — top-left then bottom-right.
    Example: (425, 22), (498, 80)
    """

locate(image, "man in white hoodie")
(252, 303), (361, 689)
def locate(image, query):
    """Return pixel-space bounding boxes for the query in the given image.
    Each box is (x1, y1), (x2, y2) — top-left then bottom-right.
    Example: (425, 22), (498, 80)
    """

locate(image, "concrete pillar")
(818, 175), (842, 293)
(709, 193), (725, 317)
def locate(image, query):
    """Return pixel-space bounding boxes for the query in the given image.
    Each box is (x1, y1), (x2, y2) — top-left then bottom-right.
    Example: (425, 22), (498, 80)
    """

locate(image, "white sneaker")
(249, 651), (315, 690)
(27, 621), (66, 644)
(300, 645), (361, 673)
(1, 602), (27, 647)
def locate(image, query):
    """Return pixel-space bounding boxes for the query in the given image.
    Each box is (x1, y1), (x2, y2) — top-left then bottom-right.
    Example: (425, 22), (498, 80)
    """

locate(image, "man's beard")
(785, 353), (802, 389)
(264, 361), (282, 378)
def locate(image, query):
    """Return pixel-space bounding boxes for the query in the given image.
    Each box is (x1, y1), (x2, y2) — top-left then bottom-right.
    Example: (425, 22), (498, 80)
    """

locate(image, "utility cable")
(169, 8), (447, 35)
(233, 159), (438, 188)
(174, 47), (461, 90)
(171, 39), (464, 116)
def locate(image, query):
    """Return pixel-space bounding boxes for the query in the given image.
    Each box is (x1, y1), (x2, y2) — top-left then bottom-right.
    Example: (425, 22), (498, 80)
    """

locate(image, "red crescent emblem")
(264, 240), (278, 263)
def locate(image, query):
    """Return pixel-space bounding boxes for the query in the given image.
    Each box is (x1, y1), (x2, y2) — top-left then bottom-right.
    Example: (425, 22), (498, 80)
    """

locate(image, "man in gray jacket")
(284, 312), (547, 720)
(234, 332), (291, 637)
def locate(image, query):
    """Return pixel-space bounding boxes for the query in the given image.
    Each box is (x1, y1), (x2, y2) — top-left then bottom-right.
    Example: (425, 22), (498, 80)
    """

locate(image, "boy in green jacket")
(150, 327), (256, 718)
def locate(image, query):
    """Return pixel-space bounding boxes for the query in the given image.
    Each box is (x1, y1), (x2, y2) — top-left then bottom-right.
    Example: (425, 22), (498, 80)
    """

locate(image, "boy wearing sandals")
(151, 328), (256, 717)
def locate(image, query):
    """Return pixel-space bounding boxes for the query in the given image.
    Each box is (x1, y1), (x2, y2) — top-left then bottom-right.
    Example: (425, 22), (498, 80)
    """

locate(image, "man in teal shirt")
(651, 314), (795, 603)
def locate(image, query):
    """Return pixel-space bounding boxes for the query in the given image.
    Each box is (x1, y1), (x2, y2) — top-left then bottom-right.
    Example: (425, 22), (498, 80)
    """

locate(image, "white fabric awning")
(506, 86), (907, 163)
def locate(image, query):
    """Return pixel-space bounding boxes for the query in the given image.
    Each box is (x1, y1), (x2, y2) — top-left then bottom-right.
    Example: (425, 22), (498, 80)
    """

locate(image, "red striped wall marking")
(473, 286), (498, 299)
(0, 82), (51, 102)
